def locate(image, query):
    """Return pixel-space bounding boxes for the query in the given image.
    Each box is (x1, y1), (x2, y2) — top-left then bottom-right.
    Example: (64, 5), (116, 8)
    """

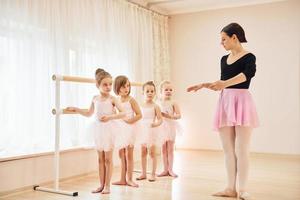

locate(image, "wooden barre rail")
(51, 74), (143, 115)
(52, 108), (89, 115)
(52, 74), (143, 86)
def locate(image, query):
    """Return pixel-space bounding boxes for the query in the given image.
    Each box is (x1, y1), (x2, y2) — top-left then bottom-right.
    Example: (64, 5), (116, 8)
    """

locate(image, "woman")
(187, 23), (259, 200)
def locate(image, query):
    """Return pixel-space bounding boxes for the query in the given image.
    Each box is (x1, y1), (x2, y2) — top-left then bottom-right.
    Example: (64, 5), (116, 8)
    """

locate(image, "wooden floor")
(1, 150), (300, 200)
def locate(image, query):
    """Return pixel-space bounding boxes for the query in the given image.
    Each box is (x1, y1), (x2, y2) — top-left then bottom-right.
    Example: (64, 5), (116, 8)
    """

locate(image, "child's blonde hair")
(159, 80), (171, 93)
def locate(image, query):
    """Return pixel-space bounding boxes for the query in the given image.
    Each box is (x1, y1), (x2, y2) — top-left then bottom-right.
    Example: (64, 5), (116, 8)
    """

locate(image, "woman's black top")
(220, 53), (256, 89)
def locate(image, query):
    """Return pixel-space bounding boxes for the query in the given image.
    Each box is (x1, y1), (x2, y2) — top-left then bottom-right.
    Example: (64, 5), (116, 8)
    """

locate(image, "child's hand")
(161, 112), (169, 118)
(187, 84), (204, 92)
(123, 118), (132, 124)
(99, 115), (111, 122)
(162, 112), (178, 120)
(66, 107), (79, 112)
(151, 122), (159, 128)
(171, 114), (180, 120)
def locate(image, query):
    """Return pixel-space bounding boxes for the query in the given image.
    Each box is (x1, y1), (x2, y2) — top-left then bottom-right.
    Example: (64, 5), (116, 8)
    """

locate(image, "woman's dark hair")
(113, 75), (131, 95)
(221, 23), (247, 43)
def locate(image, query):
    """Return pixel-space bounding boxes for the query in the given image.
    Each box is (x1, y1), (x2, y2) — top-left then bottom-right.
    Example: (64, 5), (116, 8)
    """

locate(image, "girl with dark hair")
(112, 75), (142, 188)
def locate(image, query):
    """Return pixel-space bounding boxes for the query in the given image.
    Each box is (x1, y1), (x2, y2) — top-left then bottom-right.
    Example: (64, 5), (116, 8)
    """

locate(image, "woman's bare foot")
(239, 191), (251, 200)
(112, 180), (127, 186)
(136, 175), (147, 181)
(127, 180), (139, 187)
(168, 171), (178, 178)
(91, 186), (104, 193)
(101, 187), (110, 194)
(212, 188), (237, 197)
(148, 174), (156, 182)
(157, 171), (169, 177)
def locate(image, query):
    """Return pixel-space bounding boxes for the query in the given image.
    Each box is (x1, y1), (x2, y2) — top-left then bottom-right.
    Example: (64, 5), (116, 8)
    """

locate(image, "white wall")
(170, 0), (300, 154)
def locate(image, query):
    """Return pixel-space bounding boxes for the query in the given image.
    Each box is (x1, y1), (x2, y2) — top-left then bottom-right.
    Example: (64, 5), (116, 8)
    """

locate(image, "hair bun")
(95, 68), (106, 76)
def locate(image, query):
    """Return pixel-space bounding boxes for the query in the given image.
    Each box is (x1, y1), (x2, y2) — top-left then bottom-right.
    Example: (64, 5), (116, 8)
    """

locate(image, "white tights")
(219, 126), (252, 192)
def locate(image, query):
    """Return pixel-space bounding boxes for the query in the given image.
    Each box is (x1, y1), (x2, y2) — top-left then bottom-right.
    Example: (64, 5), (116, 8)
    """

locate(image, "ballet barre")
(52, 74), (143, 86)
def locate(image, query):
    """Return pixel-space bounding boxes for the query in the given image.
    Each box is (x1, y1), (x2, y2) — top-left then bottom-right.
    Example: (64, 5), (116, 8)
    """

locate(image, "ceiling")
(129, 0), (287, 15)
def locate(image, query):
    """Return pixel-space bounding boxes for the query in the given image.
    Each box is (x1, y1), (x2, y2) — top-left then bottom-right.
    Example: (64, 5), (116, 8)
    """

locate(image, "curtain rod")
(126, 0), (169, 17)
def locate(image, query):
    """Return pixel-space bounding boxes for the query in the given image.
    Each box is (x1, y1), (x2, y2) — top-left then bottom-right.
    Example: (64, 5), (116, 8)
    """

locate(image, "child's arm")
(152, 105), (163, 127)
(124, 98), (142, 124)
(162, 103), (181, 120)
(100, 97), (126, 122)
(161, 110), (173, 119)
(66, 97), (95, 117)
(161, 112), (170, 118)
(172, 103), (181, 119)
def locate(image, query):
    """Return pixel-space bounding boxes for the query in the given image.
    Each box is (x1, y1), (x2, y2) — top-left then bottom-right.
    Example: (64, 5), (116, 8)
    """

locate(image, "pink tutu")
(136, 119), (164, 147)
(161, 119), (183, 142)
(159, 102), (183, 142)
(135, 106), (164, 147)
(88, 120), (115, 151)
(213, 89), (259, 131)
(113, 119), (132, 149)
(87, 96), (132, 151)
(125, 122), (138, 147)
(88, 119), (130, 151)
(120, 100), (138, 147)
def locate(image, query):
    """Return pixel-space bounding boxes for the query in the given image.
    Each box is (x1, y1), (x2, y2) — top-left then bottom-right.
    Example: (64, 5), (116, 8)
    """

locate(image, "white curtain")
(0, 0), (170, 158)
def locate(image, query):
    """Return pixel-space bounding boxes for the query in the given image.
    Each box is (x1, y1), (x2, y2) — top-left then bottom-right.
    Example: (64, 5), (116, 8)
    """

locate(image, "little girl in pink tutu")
(67, 68), (129, 194)
(157, 81), (182, 178)
(136, 81), (163, 182)
(112, 75), (142, 188)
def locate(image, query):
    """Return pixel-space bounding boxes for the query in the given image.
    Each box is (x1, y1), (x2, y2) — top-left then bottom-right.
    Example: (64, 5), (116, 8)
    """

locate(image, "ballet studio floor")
(1, 150), (299, 200)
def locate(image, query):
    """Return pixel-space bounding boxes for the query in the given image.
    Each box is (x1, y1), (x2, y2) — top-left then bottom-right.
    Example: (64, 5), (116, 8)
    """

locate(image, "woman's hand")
(208, 80), (227, 91)
(186, 84), (204, 92)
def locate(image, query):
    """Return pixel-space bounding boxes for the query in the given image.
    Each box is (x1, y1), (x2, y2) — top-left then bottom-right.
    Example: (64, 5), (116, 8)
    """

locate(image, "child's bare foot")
(136, 175), (147, 181)
(239, 191), (251, 200)
(91, 186), (104, 193)
(101, 187), (110, 194)
(157, 171), (169, 177)
(148, 175), (156, 182)
(212, 188), (237, 197)
(168, 171), (178, 178)
(127, 180), (139, 187)
(112, 180), (127, 185)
